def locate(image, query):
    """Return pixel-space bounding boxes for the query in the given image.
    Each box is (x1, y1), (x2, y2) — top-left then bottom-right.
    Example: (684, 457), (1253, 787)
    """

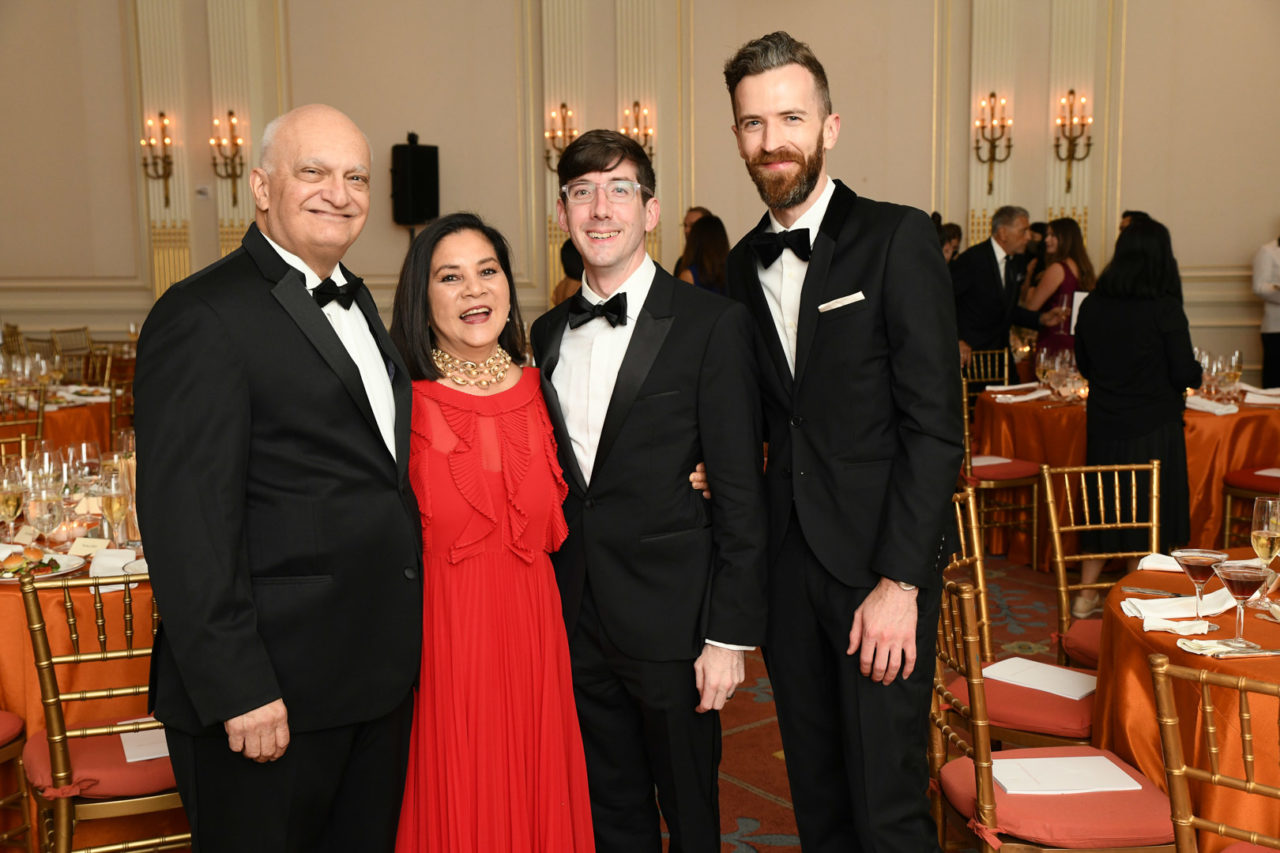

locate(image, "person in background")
(677, 214), (730, 294)
(1119, 209), (1150, 233)
(1253, 232), (1280, 386)
(931, 212), (962, 264)
(1023, 217), (1095, 355)
(673, 206), (712, 276)
(552, 237), (585, 306)
(1072, 217), (1201, 617)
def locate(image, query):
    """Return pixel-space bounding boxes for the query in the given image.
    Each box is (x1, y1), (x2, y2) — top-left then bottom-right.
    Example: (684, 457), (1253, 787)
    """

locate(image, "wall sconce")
(1053, 89), (1093, 193)
(544, 102), (579, 173)
(620, 100), (654, 158)
(139, 111), (174, 207)
(209, 110), (246, 206)
(973, 92), (1012, 195)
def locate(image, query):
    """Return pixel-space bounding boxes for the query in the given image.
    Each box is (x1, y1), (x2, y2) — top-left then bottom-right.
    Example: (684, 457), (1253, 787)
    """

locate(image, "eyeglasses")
(560, 179), (651, 205)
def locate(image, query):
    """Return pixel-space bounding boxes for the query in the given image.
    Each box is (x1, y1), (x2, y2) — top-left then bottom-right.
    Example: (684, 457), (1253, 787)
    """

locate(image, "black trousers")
(165, 691), (414, 853)
(568, 584), (721, 853)
(1263, 332), (1280, 388)
(763, 517), (941, 853)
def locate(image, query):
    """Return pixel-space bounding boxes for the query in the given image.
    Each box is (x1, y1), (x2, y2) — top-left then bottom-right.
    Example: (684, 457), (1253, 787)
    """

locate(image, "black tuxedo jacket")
(725, 182), (963, 589)
(134, 224), (423, 735)
(529, 267), (768, 662)
(950, 237), (1037, 352)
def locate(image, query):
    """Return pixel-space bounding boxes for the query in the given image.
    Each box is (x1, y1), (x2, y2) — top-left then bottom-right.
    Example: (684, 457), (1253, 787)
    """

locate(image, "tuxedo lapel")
(793, 182), (857, 386)
(536, 303), (588, 495)
(592, 272), (674, 477)
(351, 280), (410, 474)
(734, 214), (793, 394)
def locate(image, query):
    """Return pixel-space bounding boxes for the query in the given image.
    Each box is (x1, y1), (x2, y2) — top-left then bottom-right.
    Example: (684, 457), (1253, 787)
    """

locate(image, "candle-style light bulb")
(209, 137), (216, 146)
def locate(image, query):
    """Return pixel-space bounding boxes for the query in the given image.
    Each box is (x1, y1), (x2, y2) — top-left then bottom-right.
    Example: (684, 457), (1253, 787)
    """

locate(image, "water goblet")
(25, 484), (64, 551)
(1212, 559), (1271, 649)
(1247, 497), (1280, 610)
(1170, 549), (1228, 619)
(0, 462), (24, 543)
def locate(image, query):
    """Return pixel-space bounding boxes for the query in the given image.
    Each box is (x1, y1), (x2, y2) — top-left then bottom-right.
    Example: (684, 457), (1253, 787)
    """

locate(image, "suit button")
(798, 470), (807, 477)
(403, 567), (418, 580)
(790, 415), (804, 427)
(584, 498), (596, 508)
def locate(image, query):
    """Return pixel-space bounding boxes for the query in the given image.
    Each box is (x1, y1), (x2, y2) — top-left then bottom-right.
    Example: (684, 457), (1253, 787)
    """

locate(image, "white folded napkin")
(90, 548), (136, 592)
(1244, 392), (1280, 406)
(1143, 618), (1214, 635)
(994, 388), (1051, 404)
(1255, 468), (1280, 478)
(1176, 639), (1238, 656)
(986, 381), (1040, 392)
(1121, 586), (1234, 620)
(971, 455), (1011, 467)
(1186, 395), (1238, 415)
(1136, 553), (1182, 572)
(1239, 383), (1280, 396)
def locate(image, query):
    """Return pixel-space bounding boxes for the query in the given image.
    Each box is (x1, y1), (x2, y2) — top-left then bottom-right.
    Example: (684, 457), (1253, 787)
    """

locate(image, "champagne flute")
(1247, 497), (1280, 610)
(1170, 549), (1227, 619)
(99, 470), (129, 548)
(25, 484), (64, 551)
(1212, 559), (1270, 649)
(1035, 348), (1052, 385)
(0, 463), (24, 543)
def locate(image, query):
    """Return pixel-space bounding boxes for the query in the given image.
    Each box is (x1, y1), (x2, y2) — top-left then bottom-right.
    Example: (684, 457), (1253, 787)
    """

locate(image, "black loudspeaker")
(390, 132), (439, 226)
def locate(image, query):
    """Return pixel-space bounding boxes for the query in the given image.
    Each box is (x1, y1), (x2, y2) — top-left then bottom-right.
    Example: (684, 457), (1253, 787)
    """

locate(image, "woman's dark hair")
(559, 238), (584, 281)
(1046, 217), (1096, 291)
(679, 215), (730, 293)
(390, 212), (527, 381)
(1095, 217), (1179, 300)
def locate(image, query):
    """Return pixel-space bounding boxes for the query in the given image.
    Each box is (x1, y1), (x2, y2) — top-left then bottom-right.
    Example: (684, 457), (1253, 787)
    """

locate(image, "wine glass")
(25, 484), (64, 551)
(1212, 559), (1271, 649)
(47, 354), (65, 386)
(99, 469), (129, 548)
(1248, 497), (1280, 610)
(113, 429), (136, 458)
(1035, 349), (1053, 386)
(1171, 549), (1228, 619)
(62, 442), (101, 521)
(0, 462), (24, 543)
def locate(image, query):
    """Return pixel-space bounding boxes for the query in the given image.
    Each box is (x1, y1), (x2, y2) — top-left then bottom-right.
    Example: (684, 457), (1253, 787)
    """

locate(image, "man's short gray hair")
(990, 205), (1029, 235)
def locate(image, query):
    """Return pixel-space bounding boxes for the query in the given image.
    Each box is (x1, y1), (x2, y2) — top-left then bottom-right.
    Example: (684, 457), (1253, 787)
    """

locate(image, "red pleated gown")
(395, 369), (594, 852)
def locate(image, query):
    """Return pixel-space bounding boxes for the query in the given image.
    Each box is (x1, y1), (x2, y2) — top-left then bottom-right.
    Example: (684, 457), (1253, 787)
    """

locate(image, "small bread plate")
(122, 558), (148, 575)
(0, 545), (87, 583)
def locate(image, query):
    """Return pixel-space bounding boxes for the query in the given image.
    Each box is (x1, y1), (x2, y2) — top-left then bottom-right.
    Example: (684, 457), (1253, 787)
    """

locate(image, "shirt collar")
(990, 237), (1009, 267)
(260, 232), (347, 290)
(767, 176), (835, 235)
(580, 254), (655, 323)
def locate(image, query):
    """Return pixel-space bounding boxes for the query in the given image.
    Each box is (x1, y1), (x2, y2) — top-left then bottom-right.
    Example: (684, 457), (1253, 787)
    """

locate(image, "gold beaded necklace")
(432, 346), (513, 389)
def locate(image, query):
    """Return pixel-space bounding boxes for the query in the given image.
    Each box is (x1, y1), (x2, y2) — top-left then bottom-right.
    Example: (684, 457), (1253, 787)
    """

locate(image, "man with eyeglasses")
(530, 129), (767, 853)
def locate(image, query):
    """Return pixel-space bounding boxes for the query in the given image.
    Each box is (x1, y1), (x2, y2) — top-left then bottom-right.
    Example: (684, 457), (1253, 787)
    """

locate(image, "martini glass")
(1170, 549), (1228, 619)
(1213, 559), (1270, 649)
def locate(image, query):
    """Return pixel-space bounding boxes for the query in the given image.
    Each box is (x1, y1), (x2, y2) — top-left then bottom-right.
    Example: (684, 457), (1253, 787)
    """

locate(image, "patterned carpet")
(712, 556), (1058, 851)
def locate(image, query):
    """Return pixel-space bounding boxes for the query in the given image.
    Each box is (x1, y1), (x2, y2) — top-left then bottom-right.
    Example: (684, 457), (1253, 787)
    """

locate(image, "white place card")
(69, 538), (111, 557)
(983, 657), (1097, 700)
(992, 755), (1140, 795)
(118, 717), (169, 763)
(1255, 468), (1280, 478)
(14, 526), (36, 546)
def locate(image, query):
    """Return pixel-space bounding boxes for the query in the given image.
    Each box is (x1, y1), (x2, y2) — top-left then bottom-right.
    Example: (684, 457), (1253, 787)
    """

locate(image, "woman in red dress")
(389, 213), (593, 852)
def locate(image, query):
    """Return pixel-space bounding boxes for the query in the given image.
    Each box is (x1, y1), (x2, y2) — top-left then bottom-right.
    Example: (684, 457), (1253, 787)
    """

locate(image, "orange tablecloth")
(973, 393), (1280, 565)
(43, 400), (111, 449)
(0, 577), (188, 846)
(1093, 566), (1280, 853)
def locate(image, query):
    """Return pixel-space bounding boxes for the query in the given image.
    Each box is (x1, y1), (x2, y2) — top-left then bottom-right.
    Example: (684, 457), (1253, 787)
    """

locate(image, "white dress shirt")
(1254, 240), (1280, 334)
(990, 237), (1010, 290)
(756, 177), (836, 375)
(262, 234), (398, 460)
(551, 255), (655, 484)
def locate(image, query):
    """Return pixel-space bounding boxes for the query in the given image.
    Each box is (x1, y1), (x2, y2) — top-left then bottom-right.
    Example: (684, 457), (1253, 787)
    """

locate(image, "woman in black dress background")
(1071, 217), (1202, 616)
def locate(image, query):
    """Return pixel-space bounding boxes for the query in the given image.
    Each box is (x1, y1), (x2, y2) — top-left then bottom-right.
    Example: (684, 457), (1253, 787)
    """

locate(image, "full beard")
(746, 134), (825, 211)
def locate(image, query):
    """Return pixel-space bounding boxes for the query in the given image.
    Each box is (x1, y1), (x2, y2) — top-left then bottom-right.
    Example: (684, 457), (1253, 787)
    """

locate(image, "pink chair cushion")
(1224, 468), (1280, 494)
(972, 458), (1040, 481)
(0, 710), (22, 746)
(946, 661), (1093, 739)
(23, 718), (177, 799)
(1064, 618), (1102, 669)
(939, 745), (1174, 849)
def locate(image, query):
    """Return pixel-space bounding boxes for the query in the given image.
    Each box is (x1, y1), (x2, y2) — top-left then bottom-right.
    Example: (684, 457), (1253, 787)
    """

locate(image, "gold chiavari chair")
(0, 385), (45, 461)
(929, 579), (1175, 853)
(1042, 461), (1161, 668)
(1, 325), (24, 358)
(18, 573), (190, 853)
(108, 378), (134, 444)
(963, 348), (1010, 411)
(0, 711), (33, 852)
(945, 488), (1095, 747)
(49, 328), (92, 355)
(1149, 653), (1280, 852)
(961, 374), (1040, 572)
(80, 347), (112, 386)
(21, 339), (54, 360)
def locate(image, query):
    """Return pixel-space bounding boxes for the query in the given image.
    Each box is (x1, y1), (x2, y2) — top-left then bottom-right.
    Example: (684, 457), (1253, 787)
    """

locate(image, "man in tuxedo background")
(721, 32), (963, 851)
(952, 204), (1063, 367)
(134, 104), (421, 852)
(529, 130), (767, 853)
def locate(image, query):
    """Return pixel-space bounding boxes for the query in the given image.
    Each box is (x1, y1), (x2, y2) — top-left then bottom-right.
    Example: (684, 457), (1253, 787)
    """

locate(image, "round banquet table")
(972, 392), (1280, 567)
(1093, 562), (1280, 853)
(0, 568), (188, 846)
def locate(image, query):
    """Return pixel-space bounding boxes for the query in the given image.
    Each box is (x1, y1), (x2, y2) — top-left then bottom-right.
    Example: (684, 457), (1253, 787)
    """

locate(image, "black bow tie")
(312, 277), (363, 310)
(567, 291), (627, 330)
(750, 228), (812, 268)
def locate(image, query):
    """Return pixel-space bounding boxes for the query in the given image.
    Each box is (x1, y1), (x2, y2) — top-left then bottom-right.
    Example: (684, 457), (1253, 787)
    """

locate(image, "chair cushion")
(23, 718), (176, 799)
(946, 660), (1093, 739)
(0, 710), (22, 746)
(939, 745), (1174, 849)
(1224, 468), (1280, 494)
(972, 458), (1040, 481)
(1063, 618), (1102, 669)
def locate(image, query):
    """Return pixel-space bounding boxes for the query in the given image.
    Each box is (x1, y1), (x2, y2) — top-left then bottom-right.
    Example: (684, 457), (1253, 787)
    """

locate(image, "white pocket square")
(818, 292), (865, 312)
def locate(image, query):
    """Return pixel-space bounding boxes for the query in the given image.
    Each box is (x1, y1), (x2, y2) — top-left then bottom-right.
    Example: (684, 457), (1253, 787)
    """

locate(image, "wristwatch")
(895, 580), (918, 592)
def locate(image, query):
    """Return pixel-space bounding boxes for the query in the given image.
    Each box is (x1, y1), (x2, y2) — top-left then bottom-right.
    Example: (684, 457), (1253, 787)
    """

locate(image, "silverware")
(1211, 648), (1280, 659)
(1256, 611), (1280, 625)
(1121, 586), (1178, 597)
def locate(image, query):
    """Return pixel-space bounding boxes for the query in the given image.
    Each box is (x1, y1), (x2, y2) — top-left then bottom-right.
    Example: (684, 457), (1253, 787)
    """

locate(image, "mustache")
(748, 150), (804, 167)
